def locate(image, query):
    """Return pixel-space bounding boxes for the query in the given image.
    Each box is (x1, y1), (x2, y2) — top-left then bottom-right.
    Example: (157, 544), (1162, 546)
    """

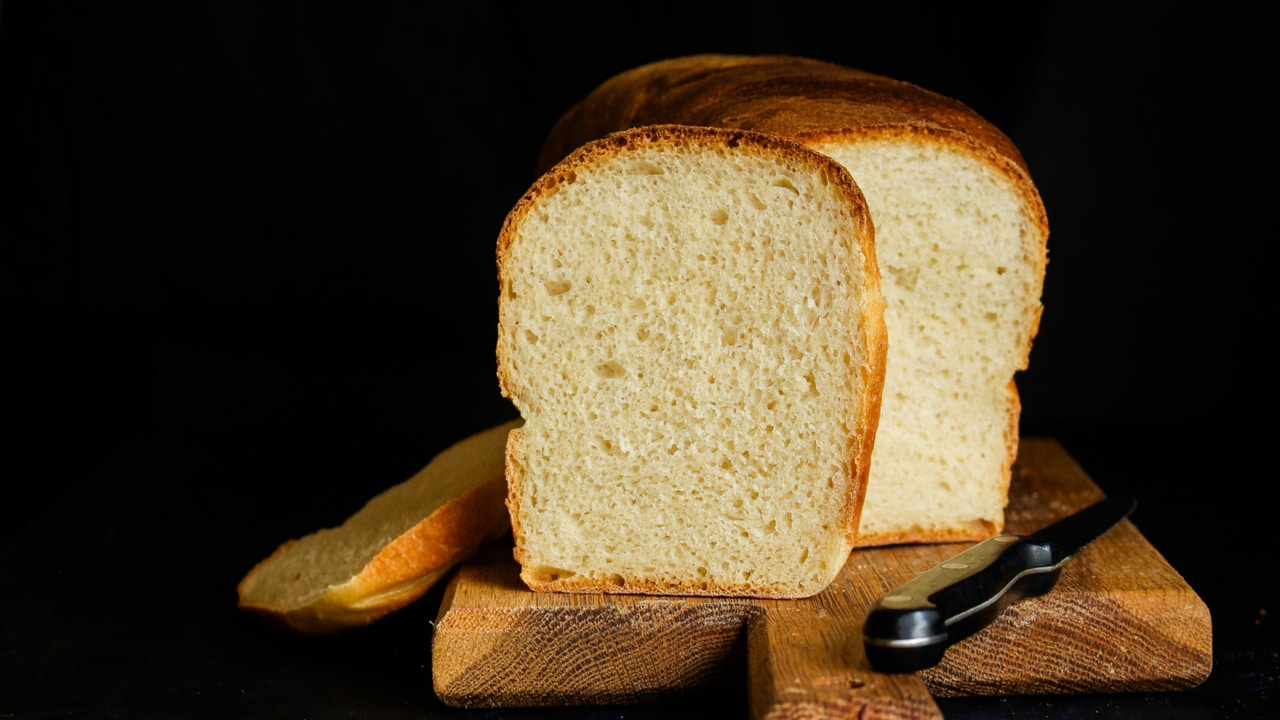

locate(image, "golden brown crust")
(518, 571), (816, 599)
(237, 474), (510, 635)
(502, 425), (527, 570)
(851, 520), (1003, 549)
(535, 54), (1030, 178)
(848, 300), (888, 547)
(237, 420), (519, 635)
(354, 471), (510, 596)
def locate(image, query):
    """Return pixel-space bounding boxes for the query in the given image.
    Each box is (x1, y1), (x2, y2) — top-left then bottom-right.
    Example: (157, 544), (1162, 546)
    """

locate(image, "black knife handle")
(862, 534), (1062, 673)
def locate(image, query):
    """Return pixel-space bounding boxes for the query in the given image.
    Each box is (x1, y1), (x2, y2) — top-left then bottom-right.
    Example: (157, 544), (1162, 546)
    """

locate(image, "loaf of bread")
(535, 55), (1049, 546)
(496, 124), (887, 597)
(236, 418), (521, 634)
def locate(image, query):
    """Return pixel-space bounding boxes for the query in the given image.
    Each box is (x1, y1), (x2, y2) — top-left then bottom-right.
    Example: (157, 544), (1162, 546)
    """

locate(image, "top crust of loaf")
(496, 124), (886, 597)
(536, 54), (1031, 180)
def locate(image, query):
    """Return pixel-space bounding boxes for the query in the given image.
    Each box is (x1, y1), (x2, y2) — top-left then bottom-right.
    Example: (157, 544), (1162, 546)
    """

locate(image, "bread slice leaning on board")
(236, 418), (521, 634)
(536, 54), (1049, 547)
(496, 124), (888, 598)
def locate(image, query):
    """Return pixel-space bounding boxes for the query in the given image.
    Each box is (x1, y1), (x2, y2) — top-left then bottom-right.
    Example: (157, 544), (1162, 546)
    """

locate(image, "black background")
(2, 2), (1272, 719)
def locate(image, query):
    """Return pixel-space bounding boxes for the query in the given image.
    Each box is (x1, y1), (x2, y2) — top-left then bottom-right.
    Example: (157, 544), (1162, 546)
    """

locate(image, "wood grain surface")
(430, 438), (1212, 719)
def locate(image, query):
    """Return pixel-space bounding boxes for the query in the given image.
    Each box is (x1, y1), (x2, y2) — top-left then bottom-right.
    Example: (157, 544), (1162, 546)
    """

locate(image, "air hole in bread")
(529, 567), (577, 583)
(887, 265), (918, 291)
(630, 160), (664, 175)
(803, 372), (819, 398)
(772, 178), (799, 194)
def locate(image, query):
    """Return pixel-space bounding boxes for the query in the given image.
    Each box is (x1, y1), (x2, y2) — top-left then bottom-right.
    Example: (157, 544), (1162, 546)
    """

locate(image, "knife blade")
(862, 491), (1137, 673)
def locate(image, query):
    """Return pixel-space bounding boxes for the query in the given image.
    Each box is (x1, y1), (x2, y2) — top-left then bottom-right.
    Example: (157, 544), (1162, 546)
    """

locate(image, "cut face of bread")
(810, 132), (1043, 544)
(533, 55), (1049, 547)
(496, 124), (886, 597)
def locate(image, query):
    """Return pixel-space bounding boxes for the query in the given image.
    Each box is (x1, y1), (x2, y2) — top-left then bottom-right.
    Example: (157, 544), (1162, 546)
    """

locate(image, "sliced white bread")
(496, 124), (887, 597)
(236, 418), (521, 634)
(535, 55), (1049, 546)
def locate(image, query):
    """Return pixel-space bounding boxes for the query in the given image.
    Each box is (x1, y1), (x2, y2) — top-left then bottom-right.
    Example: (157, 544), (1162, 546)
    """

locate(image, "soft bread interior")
(813, 135), (1043, 543)
(497, 127), (883, 597)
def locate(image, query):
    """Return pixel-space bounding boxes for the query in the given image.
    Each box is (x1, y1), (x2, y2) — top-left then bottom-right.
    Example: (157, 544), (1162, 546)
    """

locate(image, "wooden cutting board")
(431, 438), (1212, 718)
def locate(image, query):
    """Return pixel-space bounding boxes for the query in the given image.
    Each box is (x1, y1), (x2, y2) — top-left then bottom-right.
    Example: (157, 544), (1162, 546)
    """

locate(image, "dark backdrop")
(4, 3), (1259, 528)
(1, 3), (1269, 717)
(1, 0), (1260, 592)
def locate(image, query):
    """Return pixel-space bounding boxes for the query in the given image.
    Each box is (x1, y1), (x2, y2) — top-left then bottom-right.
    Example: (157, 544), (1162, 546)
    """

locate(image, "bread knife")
(862, 492), (1137, 673)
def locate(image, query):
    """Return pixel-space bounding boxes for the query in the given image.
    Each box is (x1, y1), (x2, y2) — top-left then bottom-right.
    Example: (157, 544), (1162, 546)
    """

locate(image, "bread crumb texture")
(815, 136), (1043, 543)
(498, 126), (882, 598)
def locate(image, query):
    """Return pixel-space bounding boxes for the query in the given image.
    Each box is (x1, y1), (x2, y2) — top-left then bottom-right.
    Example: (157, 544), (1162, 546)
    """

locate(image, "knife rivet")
(881, 594), (914, 607)
(941, 562), (969, 570)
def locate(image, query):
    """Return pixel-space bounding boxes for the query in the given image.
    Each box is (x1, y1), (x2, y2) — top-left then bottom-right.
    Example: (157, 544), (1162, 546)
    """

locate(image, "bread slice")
(496, 124), (887, 598)
(535, 55), (1049, 547)
(236, 418), (521, 634)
